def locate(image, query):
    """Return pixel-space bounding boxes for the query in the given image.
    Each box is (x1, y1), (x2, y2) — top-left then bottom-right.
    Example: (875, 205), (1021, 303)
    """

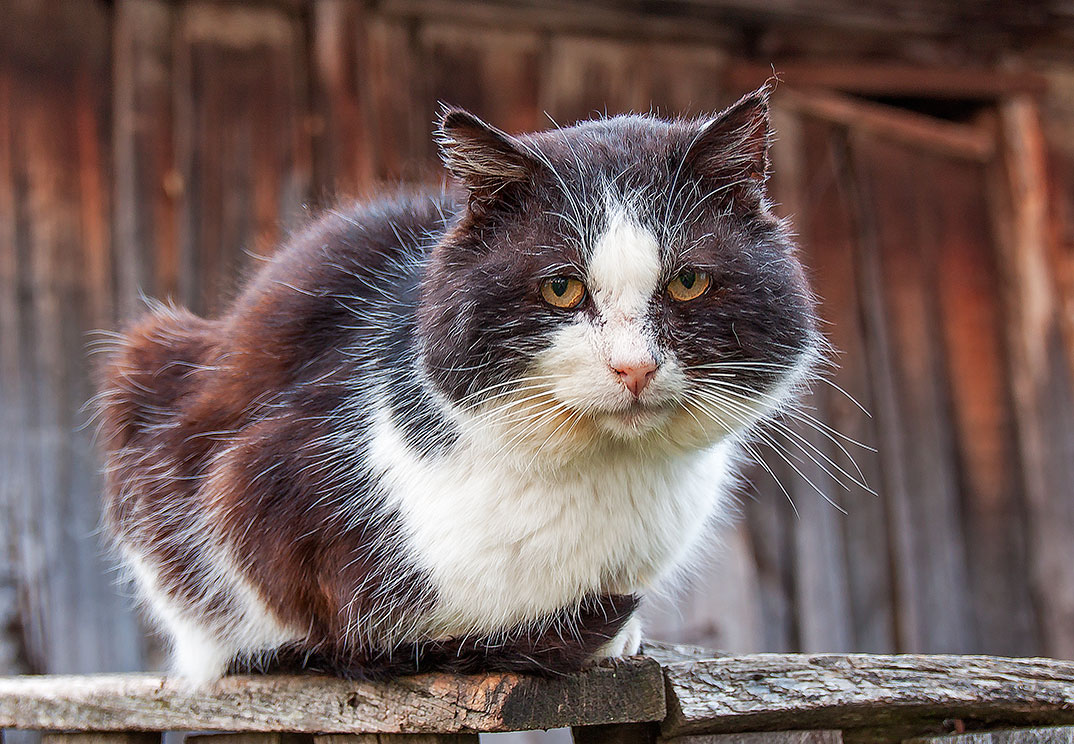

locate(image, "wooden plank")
(314, 735), (478, 744)
(174, 1), (312, 314)
(849, 134), (977, 654)
(766, 108), (852, 655)
(659, 731), (842, 744)
(906, 726), (1074, 744)
(0, 38), (24, 677)
(660, 654), (1074, 737)
(112, 0), (178, 313)
(41, 734), (160, 744)
(0, 0), (145, 676)
(990, 96), (1074, 659)
(787, 113), (894, 653)
(189, 735), (310, 744)
(0, 659), (666, 733)
(310, 1), (430, 196)
(419, 25), (543, 134)
(540, 36), (727, 124)
(541, 36), (651, 124)
(930, 152), (1039, 656)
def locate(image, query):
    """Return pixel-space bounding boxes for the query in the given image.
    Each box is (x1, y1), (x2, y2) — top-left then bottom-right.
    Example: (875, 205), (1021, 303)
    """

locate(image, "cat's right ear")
(436, 107), (538, 213)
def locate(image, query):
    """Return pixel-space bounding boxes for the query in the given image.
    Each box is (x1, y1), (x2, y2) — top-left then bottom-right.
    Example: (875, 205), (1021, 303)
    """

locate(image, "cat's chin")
(595, 402), (675, 439)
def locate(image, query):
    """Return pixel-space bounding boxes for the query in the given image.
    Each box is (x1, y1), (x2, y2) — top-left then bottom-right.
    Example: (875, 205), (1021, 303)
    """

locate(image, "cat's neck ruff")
(368, 402), (737, 637)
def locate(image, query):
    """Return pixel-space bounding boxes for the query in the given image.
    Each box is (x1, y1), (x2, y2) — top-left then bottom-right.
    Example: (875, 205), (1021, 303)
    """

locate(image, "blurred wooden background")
(3, 0), (1074, 680)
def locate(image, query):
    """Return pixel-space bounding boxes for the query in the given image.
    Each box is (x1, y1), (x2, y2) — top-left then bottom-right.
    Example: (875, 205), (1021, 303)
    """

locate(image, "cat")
(97, 82), (820, 684)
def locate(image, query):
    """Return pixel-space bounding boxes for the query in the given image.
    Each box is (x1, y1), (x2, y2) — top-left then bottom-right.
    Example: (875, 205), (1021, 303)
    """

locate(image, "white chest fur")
(368, 407), (735, 637)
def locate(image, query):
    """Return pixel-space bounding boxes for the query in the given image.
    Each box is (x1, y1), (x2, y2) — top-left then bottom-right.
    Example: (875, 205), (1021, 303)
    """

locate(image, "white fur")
(124, 532), (301, 684)
(370, 402), (735, 640)
(597, 613), (643, 658)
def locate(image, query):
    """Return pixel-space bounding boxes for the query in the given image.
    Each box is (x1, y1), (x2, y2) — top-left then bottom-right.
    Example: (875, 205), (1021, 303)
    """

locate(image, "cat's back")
(98, 187), (458, 512)
(232, 188), (458, 330)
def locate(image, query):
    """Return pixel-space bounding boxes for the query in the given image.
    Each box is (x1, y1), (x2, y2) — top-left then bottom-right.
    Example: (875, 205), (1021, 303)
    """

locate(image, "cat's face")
(419, 85), (819, 457)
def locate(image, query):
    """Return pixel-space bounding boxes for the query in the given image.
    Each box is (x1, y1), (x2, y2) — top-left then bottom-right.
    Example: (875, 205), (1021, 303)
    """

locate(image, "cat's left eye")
(667, 269), (711, 302)
(541, 277), (587, 309)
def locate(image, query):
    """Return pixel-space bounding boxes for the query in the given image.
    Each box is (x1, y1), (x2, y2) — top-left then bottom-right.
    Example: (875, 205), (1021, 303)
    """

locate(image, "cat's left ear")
(436, 107), (539, 213)
(685, 82), (774, 200)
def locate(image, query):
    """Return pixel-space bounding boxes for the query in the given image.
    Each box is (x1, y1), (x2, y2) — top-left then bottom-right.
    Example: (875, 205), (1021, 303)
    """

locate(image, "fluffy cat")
(97, 82), (819, 683)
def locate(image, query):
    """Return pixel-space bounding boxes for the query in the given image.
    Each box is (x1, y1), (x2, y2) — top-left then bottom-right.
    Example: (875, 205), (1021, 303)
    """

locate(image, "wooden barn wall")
(2, 0), (1074, 675)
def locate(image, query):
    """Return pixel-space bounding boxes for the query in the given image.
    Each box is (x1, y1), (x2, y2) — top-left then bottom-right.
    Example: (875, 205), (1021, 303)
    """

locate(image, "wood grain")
(906, 727), (1074, 744)
(0, 659), (665, 733)
(661, 654), (1074, 737)
(658, 731), (842, 744)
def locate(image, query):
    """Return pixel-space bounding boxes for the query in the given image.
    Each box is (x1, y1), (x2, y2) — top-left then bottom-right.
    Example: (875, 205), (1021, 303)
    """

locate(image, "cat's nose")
(613, 360), (659, 398)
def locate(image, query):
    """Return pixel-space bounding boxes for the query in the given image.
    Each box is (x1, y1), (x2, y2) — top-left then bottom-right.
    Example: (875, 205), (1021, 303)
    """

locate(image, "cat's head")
(418, 84), (820, 460)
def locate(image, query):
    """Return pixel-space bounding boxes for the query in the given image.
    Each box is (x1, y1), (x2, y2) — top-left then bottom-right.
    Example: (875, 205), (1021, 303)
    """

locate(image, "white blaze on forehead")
(587, 206), (662, 318)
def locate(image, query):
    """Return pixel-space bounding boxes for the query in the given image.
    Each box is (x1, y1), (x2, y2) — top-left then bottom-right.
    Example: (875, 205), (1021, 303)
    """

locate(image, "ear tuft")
(436, 107), (536, 208)
(686, 81), (775, 192)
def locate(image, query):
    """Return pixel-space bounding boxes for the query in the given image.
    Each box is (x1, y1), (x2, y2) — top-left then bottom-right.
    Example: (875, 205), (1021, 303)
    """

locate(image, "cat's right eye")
(540, 277), (587, 309)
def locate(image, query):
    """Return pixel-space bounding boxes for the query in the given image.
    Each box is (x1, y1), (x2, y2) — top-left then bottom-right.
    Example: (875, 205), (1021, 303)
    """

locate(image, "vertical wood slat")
(419, 24), (543, 134)
(851, 134), (978, 653)
(768, 109), (853, 655)
(541, 37), (727, 125)
(311, 3), (430, 193)
(931, 153), (1039, 656)
(0, 28), (24, 677)
(769, 108), (898, 654)
(174, 1), (312, 315)
(992, 97), (1074, 659)
(113, 0), (178, 314)
(844, 134), (943, 654)
(0, 0), (145, 675)
(798, 118), (896, 654)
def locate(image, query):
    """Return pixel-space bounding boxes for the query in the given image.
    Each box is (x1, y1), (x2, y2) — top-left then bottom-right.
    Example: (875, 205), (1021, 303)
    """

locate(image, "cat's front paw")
(594, 614), (643, 659)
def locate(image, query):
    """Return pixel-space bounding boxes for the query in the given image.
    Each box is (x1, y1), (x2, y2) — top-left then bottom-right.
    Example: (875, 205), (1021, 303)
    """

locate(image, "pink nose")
(613, 361), (659, 398)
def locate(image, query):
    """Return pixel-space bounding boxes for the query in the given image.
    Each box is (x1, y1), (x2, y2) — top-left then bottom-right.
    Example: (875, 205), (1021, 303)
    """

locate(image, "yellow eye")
(667, 269), (711, 302)
(541, 277), (587, 309)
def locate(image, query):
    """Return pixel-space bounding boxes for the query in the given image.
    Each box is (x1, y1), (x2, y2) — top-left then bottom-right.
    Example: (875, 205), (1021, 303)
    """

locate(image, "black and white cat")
(98, 83), (820, 683)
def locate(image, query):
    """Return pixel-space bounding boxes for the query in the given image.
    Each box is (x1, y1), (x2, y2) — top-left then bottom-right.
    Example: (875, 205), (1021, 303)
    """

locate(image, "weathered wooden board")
(173, 1), (312, 314)
(0, 0), (145, 677)
(850, 134), (977, 654)
(0, 659), (665, 733)
(906, 726), (1074, 744)
(930, 150), (1038, 656)
(312, 735), (479, 744)
(112, 0), (179, 316)
(990, 97), (1074, 661)
(659, 731), (842, 744)
(41, 734), (161, 744)
(661, 654), (1074, 737)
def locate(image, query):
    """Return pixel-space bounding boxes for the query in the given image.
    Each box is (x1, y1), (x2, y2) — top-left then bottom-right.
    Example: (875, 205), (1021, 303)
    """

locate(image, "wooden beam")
(728, 63), (1047, 98)
(661, 654), (1074, 737)
(776, 88), (995, 162)
(0, 659), (665, 734)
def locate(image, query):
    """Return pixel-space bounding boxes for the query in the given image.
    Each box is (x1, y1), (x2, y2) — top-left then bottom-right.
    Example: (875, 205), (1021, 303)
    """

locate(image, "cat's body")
(99, 85), (819, 683)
